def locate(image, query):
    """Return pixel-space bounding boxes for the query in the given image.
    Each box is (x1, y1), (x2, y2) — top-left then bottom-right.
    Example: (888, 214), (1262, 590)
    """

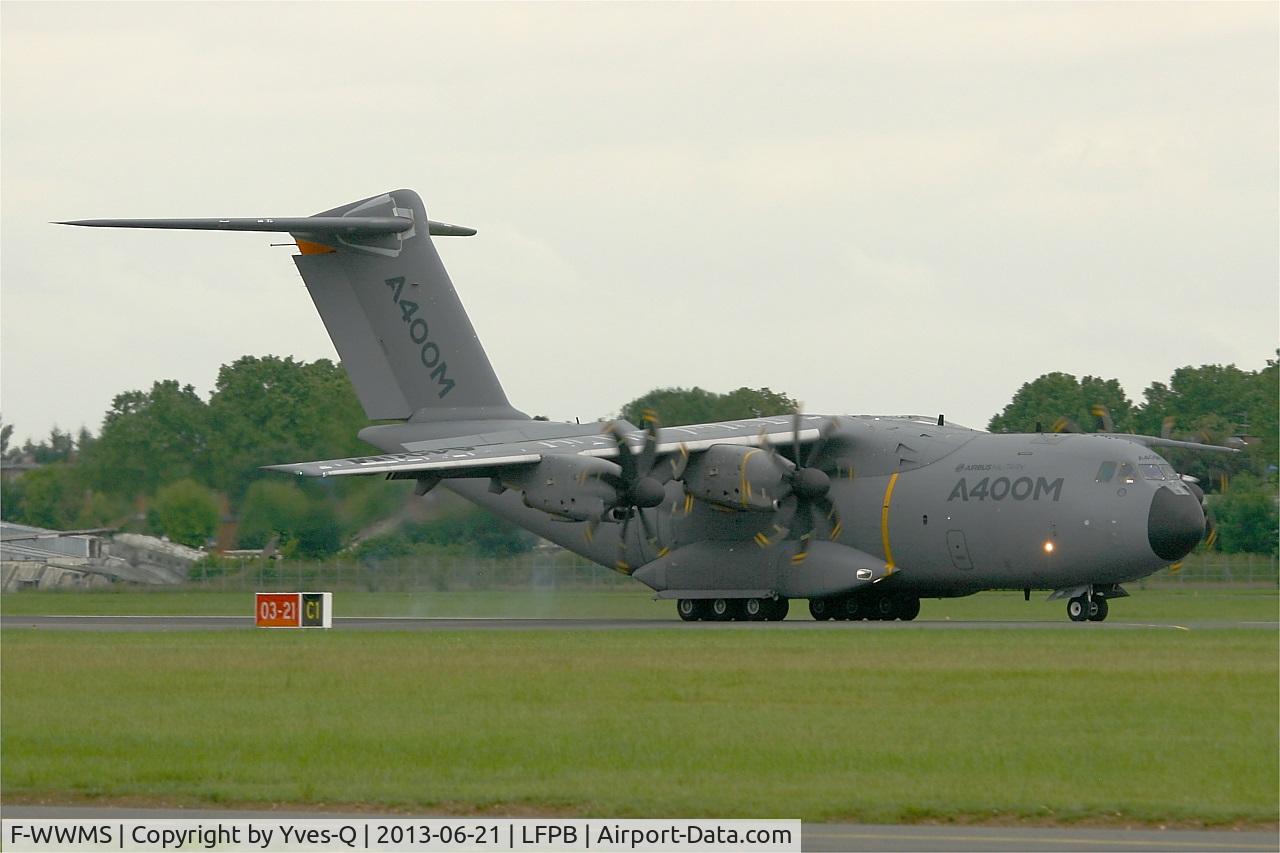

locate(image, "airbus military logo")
(385, 276), (455, 398)
(948, 476), (1064, 502)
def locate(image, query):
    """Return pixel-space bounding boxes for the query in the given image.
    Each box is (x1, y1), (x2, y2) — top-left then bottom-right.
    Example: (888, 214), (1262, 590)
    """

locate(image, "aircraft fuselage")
(420, 415), (1200, 601)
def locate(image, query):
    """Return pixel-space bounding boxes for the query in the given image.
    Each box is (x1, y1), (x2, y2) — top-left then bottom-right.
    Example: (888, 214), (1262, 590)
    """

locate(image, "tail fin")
(290, 189), (523, 422)
(62, 189), (525, 423)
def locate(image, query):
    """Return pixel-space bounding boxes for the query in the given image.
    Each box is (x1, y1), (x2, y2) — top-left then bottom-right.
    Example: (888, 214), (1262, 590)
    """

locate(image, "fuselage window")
(1140, 464), (1165, 480)
(1117, 462), (1139, 484)
(1159, 464), (1179, 480)
(1095, 461), (1116, 483)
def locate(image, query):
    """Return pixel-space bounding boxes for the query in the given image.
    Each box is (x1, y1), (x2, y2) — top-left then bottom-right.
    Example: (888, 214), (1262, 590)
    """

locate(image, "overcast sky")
(2, 2), (1276, 445)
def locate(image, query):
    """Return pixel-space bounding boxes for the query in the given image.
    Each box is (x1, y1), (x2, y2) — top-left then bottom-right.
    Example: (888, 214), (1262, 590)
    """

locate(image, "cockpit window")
(1159, 464), (1179, 480)
(1095, 462), (1116, 483)
(1140, 464), (1165, 480)
(1117, 462), (1138, 484)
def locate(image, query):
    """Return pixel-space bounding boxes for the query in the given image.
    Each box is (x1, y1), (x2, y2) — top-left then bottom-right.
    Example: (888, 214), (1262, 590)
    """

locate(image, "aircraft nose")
(1147, 486), (1205, 562)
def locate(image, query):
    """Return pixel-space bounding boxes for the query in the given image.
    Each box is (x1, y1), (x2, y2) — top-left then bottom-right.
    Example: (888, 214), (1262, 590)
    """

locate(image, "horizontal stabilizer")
(56, 217), (476, 237)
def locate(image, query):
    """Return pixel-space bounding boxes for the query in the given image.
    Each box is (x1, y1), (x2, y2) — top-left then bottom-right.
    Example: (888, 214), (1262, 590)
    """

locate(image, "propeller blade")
(583, 517), (600, 545)
(792, 410), (803, 467)
(608, 424), (638, 484)
(1052, 417), (1081, 434)
(790, 495), (814, 542)
(1091, 404), (1114, 433)
(639, 410), (660, 476)
(669, 443), (691, 480)
(615, 511), (633, 572)
(791, 531), (814, 565)
(807, 418), (838, 470)
(760, 427), (796, 477)
(755, 497), (798, 547)
(638, 509), (658, 552)
(816, 495), (843, 541)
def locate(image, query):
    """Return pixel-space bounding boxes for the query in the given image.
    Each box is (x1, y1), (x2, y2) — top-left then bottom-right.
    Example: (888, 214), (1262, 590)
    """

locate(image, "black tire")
(768, 598), (790, 621)
(1088, 597), (1109, 622)
(897, 596), (921, 621)
(873, 594), (897, 620)
(809, 598), (832, 621)
(744, 597), (766, 621)
(841, 596), (863, 620)
(1067, 597), (1088, 622)
(677, 599), (703, 622)
(710, 598), (731, 621)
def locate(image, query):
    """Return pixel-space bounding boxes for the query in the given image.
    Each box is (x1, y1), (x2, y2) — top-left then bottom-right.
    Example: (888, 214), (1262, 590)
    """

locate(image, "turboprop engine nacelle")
(507, 455), (621, 522)
(681, 444), (793, 511)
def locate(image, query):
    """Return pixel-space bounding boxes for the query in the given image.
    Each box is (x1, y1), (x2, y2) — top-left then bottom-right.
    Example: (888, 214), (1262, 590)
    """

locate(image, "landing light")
(1043, 541), (1055, 554)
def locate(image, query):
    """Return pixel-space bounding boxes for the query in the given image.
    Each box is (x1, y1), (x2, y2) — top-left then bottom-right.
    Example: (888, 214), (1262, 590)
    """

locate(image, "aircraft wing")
(1100, 434), (1239, 454)
(264, 447), (543, 479)
(266, 416), (829, 479)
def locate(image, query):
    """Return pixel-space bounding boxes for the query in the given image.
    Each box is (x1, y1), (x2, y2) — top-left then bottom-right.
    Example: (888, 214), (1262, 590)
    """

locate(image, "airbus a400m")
(63, 189), (1229, 622)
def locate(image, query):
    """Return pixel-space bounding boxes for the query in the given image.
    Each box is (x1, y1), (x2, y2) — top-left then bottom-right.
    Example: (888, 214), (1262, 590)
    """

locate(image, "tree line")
(1, 355), (1274, 556)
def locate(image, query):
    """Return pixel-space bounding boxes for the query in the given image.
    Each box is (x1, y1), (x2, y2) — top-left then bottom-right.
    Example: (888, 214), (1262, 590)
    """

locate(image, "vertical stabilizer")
(290, 190), (525, 422)
(59, 189), (525, 423)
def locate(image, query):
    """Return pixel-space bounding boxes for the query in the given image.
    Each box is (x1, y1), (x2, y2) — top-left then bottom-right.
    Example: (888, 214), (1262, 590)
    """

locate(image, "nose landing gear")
(1066, 588), (1110, 622)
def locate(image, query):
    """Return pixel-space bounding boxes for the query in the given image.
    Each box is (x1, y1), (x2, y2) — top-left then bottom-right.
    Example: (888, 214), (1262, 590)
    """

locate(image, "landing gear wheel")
(1088, 597), (1109, 622)
(841, 596), (863, 621)
(1067, 597), (1089, 622)
(767, 598), (790, 621)
(873, 594), (898, 621)
(677, 599), (705, 622)
(710, 598), (731, 621)
(809, 598), (832, 621)
(897, 596), (921, 621)
(744, 598), (765, 621)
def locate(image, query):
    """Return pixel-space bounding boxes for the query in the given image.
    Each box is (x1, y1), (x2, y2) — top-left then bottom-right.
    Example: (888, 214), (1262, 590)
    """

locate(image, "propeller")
(756, 411), (843, 564)
(1090, 404), (1114, 433)
(1183, 478), (1219, 549)
(1050, 404), (1113, 434)
(584, 410), (668, 572)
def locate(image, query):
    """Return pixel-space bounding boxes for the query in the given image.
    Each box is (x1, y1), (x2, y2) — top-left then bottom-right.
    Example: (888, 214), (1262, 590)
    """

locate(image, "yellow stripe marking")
(754, 532), (770, 547)
(881, 472), (899, 570)
(738, 448), (760, 507)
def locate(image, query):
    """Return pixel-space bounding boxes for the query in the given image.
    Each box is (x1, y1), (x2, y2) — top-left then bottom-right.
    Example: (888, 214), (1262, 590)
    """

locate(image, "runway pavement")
(2, 807), (1275, 852)
(2, 614), (1275, 632)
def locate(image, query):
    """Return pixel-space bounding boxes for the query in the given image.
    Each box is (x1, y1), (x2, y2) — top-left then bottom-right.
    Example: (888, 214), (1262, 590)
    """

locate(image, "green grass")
(2, 628), (1276, 825)
(2, 586), (1276, 623)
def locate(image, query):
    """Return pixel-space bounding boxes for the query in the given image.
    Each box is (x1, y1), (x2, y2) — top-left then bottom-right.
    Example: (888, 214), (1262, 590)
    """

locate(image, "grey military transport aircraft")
(62, 189), (1232, 622)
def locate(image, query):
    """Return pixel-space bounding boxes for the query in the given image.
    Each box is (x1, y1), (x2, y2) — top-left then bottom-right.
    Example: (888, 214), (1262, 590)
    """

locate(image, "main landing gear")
(1067, 595), (1108, 622)
(677, 597), (790, 622)
(808, 591), (920, 622)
